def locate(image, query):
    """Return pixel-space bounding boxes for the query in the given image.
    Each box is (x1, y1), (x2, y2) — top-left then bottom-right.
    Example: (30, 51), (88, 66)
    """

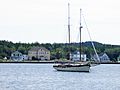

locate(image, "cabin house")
(91, 53), (110, 62)
(28, 46), (50, 60)
(70, 51), (86, 61)
(11, 51), (23, 61)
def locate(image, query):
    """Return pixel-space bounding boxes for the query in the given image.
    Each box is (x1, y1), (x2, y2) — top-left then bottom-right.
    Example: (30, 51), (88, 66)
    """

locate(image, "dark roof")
(98, 53), (107, 57)
(73, 51), (79, 54)
(12, 51), (22, 55)
(71, 51), (84, 54)
(29, 46), (49, 52)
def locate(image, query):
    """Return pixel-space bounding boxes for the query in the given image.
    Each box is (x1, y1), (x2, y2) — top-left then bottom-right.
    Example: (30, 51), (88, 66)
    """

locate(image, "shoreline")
(0, 61), (120, 64)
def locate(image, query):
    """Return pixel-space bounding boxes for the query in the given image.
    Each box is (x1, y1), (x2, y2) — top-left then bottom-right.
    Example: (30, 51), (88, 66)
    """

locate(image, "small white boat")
(53, 62), (90, 72)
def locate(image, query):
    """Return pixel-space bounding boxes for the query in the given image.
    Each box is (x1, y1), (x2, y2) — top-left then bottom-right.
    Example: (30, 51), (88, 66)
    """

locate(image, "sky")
(0, 0), (120, 45)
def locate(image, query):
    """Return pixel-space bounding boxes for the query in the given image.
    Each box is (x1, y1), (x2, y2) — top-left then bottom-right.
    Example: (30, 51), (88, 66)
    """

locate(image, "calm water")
(0, 64), (120, 90)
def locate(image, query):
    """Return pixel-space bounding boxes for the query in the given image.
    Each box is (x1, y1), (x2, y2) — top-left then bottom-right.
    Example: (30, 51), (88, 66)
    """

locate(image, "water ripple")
(0, 64), (120, 90)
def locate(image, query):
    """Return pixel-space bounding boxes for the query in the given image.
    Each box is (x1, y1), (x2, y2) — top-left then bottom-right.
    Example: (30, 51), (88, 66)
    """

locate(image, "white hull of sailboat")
(53, 64), (90, 72)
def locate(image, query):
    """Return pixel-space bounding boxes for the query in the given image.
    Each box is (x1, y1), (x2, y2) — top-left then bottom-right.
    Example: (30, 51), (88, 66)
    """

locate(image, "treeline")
(0, 40), (120, 61)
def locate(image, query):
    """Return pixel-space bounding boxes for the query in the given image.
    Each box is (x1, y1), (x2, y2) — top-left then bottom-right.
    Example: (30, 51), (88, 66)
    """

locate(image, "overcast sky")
(0, 0), (120, 45)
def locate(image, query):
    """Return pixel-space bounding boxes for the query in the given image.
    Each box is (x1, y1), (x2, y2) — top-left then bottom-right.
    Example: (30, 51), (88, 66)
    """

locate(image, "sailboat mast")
(68, 3), (71, 60)
(68, 3), (70, 44)
(79, 9), (82, 61)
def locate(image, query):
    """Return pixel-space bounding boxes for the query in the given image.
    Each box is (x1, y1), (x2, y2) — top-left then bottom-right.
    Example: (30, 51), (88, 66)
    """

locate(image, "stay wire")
(82, 13), (100, 62)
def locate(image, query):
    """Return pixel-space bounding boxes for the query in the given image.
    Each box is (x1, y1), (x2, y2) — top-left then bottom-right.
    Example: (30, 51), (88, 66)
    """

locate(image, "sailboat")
(53, 3), (91, 72)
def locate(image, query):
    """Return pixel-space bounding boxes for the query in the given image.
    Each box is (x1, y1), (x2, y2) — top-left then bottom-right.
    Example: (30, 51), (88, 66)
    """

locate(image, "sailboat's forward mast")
(68, 3), (71, 60)
(68, 3), (70, 44)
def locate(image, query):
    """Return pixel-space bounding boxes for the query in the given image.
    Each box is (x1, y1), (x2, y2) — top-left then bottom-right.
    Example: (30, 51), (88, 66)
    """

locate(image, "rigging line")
(82, 14), (100, 62)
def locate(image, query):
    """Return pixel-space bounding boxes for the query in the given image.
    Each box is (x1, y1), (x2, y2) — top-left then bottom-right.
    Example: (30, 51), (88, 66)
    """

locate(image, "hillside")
(0, 40), (120, 61)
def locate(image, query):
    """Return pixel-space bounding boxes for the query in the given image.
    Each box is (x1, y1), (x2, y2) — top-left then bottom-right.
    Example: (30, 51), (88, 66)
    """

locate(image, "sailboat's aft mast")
(79, 9), (82, 61)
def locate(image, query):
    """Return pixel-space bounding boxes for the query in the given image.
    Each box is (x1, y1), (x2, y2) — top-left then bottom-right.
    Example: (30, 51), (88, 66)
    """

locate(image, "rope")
(82, 13), (100, 62)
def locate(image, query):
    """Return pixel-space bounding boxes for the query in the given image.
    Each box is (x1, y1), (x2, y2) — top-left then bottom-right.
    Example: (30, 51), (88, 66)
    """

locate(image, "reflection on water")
(0, 64), (120, 90)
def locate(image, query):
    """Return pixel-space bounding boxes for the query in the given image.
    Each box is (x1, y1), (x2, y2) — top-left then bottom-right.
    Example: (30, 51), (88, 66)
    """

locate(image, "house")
(117, 55), (120, 62)
(3, 57), (7, 60)
(28, 46), (50, 60)
(11, 51), (23, 61)
(70, 51), (86, 61)
(11, 51), (28, 61)
(91, 53), (110, 62)
(22, 55), (28, 60)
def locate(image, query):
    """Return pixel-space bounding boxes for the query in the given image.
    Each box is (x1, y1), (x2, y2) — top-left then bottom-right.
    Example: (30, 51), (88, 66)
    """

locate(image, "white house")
(70, 51), (86, 61)
(22, 55), (28, 60)
(117, 55), (120, 62)
(3, 57), (7, 60)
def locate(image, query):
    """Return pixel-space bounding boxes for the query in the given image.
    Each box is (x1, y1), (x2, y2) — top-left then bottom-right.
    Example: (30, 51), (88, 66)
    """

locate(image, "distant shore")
(0, 59), (71, 64)
(0, 60), (120, 64)
(0, 61), (56, 64)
